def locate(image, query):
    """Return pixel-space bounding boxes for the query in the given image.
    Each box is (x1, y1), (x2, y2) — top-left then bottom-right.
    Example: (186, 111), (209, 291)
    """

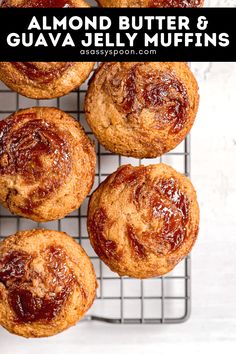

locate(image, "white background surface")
(1, 0), (236, 353)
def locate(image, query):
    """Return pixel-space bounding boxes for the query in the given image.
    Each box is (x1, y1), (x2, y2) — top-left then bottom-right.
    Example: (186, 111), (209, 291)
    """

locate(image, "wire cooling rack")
(0, 68), (191, 324)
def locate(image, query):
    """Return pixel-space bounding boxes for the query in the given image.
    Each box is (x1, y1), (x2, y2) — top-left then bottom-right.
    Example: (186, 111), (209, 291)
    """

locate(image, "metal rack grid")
(0, 68), (191, 325)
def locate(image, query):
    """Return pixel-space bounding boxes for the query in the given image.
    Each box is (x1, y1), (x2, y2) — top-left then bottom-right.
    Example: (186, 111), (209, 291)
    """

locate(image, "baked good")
(85, 62), (199, 158)
(88, 163), (199, 279)
(0, 0), (89, 9)
(0, 1), (93, 99)
(0, 229), (97, 338)
(97, 0), (204, 7)
(0, 61), (94, 99)
(0, 107), (96, 222)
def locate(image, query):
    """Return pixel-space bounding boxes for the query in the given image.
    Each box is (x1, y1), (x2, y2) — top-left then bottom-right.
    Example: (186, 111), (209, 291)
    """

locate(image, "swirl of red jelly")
(148, 0), (203, 7)
(1, 0), (73, 8)
(104, 64), (189, 134)
(112, 165), (190, 257)
(10, 62), (72, 85)
(89, 165), (190, 260)
(0, 113), (71, 214)
(0, 246), (78, 323)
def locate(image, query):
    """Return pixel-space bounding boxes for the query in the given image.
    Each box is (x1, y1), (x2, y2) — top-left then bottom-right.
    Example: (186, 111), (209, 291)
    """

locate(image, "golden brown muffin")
(0, 229), (97, 338)
(97, 0), (204, 7)
(88, 164), (199, 279)
(0, 107), (96, 222)
(0, 0), (93, 99)
(85, 62), (199, 158)
(0, 61), (94, 100)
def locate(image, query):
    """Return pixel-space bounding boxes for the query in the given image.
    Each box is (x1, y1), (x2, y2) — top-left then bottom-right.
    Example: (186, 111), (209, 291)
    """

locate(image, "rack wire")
(0, 67), (191, 324)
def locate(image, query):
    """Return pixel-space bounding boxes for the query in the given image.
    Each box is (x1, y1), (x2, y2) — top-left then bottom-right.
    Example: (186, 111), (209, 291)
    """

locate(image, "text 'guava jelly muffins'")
(0, 229), (97, 338)
(85, 62), (199, 158)
(0, 107), (96, 222)
(88, 164), (200, 279)
(0, 0), (93, 99)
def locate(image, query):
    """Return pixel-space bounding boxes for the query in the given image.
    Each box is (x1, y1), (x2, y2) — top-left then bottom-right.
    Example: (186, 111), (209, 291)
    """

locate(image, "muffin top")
(0, 0), (92, 100)
(0, 229), (97, 337)
(88, 163), (200, 278)
(85, 62), (199, 158)
(0, 61), (94, 99)
(0, 0), (89, 7)
(97, 0), (204, 7)
(0, 107), (96, 221)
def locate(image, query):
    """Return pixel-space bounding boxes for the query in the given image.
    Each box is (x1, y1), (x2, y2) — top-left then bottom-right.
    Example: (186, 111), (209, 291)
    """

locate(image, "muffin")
(0, 1), (93, 99)
(1, 0), (89, 6)
(0, 107), (96, 222)
(97, 0), (204, 7)
(0, 61), (94, 100)
(85, 62), (199, 158)
(88, 164), (200, 279)
(0, 229), (97, 338)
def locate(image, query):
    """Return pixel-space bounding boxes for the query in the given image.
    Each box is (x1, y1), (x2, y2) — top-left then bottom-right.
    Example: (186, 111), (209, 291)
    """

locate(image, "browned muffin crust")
(0, 61), (94, 99)
(97, 0), (204, 7)
(0, 0), (89, 8)
(0, 229), (97, 338)
(88, 164), (200, 279)
(85, 62), (199, 158)
(0, 107), (96, 222)
(0, 0), (93, 99)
